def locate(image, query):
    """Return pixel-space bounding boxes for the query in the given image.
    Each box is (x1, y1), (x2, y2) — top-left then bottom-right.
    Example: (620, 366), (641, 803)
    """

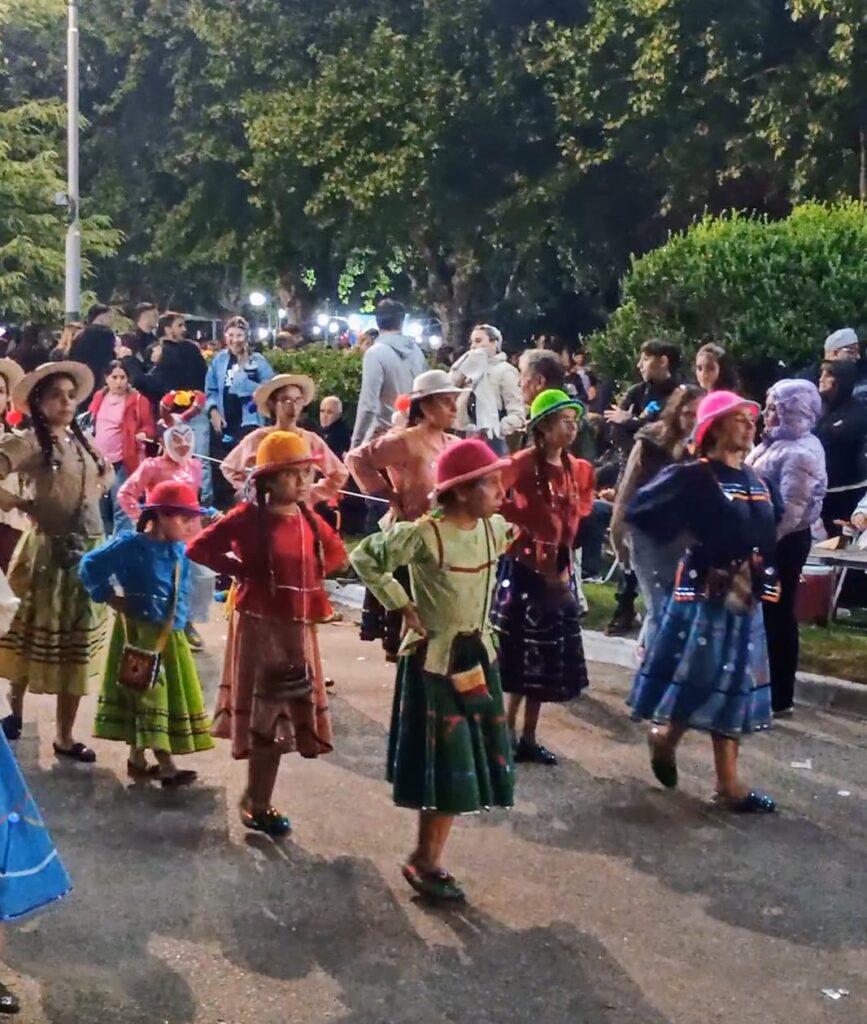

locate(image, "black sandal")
(160, 769), (197, 789)
(0, 981), (20, 1015)
(53, 742), (96, 764)
(647, 728), (678, 789)
(126, 761), (160, 780)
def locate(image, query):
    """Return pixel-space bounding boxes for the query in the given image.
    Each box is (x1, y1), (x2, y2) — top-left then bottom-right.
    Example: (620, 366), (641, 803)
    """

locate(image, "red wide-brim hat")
(434, 438), (511, 495)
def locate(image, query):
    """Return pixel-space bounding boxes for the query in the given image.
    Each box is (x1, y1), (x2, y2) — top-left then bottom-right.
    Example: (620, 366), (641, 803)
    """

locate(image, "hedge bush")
(591, 200), (867, 386)
(265, 345), (364, 417)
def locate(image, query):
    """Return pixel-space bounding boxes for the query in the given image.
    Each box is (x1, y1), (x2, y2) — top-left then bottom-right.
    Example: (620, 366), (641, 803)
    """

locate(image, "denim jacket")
(205, 350), (274, 430)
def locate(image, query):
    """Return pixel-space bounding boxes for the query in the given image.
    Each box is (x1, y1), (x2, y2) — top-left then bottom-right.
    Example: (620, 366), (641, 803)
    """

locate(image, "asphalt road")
(4, 617), (867, 1024)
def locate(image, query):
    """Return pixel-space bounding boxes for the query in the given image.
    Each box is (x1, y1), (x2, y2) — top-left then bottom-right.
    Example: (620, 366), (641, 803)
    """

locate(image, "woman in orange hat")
(350, 439), (515, 903)
(79, 481), (214, 787)
(188, 432), (347, 836)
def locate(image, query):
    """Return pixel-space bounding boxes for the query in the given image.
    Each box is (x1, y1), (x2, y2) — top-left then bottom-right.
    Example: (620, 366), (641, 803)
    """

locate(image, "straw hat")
(692, 390), (760, 448)
(434, 438), (511, 495)
(252, 430), (322, 478)
(143, 481), (208, 517)
(0, 359), (24, 397)
(527, 389), (585, 429)
(254, 374), (316, 416)
(12, 361), (94, 416)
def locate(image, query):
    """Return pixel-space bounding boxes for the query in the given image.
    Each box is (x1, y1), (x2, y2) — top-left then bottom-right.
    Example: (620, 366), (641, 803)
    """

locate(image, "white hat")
(824, 327), (859, 354)
(411, 369), (465, 400)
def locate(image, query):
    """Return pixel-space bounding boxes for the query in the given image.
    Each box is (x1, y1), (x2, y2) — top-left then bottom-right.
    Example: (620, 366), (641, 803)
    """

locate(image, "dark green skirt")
(94, 619), (214, 755)
(387, 635), (515, 814)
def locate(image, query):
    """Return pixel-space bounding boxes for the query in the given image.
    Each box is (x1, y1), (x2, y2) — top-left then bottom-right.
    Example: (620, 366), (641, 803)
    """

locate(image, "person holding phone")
(205, 316), (274, 455)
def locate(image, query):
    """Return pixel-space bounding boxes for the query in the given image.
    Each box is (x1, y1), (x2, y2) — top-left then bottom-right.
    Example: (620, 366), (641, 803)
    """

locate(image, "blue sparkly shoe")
(718, 790), (776, 814)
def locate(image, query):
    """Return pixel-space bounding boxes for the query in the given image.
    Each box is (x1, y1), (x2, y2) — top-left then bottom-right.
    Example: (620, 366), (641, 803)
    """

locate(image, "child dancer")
(117, 424), (214, 652)
(187, 432), (347, 835)
(0, 363), (113, 760)
(79, 481), (214, 786)
(346, 370), (462, 660)
(492, 389), (595, 765)
(350, 439), (515, 903)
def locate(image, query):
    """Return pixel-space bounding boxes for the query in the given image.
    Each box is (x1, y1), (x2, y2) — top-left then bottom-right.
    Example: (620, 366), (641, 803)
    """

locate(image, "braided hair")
(531, 420), (575, 506)
(253, 472), (325, 587)
(29, 372), (105, 470)
(137, 509), (158, 534)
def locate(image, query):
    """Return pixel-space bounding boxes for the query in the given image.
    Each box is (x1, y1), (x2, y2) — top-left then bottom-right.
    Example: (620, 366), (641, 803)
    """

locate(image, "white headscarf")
(163, 424), (195, 464)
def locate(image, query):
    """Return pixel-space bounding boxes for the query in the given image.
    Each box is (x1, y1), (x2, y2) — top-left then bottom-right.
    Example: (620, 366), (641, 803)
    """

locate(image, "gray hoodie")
(351, 333), (428, 446)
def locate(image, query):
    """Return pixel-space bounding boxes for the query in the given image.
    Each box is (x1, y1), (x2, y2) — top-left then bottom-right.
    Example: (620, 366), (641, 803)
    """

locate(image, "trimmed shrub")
(591, 200), (867, 388)
(265, 345), (364, 418)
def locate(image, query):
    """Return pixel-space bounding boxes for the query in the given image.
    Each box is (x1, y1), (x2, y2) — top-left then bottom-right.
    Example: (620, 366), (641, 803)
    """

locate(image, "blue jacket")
(205, 350), (274, 431)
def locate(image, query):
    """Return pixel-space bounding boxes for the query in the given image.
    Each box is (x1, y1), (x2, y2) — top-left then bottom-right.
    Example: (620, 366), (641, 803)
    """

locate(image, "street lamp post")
(64, 0), (81, 322)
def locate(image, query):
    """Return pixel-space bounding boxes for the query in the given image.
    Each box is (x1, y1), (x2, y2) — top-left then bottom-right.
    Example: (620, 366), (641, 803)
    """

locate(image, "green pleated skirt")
(387, 635), (515, 815)
(94, 619), (214, 755)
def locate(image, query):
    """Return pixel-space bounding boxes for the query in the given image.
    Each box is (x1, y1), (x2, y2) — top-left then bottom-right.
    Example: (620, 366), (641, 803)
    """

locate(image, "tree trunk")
(860, 119), (867, 201)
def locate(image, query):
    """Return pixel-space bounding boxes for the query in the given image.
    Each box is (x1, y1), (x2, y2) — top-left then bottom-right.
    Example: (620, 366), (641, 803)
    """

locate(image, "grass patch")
(583, 582), (867, 684)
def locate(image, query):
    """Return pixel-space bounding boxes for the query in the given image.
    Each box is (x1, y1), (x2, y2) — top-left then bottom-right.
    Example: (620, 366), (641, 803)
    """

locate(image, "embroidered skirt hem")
(628, 598), (772, 737)
(491, 557), (588, 702)
(387, 635), (514, 815)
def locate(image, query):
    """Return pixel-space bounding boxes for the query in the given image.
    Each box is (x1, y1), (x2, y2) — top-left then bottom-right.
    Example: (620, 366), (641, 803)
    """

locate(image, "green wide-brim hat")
(528, 389), (585, 428)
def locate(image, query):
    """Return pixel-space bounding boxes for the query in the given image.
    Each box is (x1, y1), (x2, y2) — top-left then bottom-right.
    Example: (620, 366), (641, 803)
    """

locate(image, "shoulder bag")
(117, 560), (181, 692)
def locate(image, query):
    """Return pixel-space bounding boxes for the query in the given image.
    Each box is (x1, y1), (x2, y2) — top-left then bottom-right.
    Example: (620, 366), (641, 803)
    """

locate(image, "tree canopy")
(1, 0), (866, 348)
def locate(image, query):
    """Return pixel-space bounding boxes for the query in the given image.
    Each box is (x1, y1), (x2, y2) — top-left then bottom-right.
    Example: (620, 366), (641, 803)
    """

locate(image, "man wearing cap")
(350, 299), (428, 447)
(221, 374), (348, 503)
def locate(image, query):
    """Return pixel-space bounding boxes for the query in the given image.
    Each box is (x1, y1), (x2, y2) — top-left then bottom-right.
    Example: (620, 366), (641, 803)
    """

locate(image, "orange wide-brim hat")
(251, 430), (322, 478)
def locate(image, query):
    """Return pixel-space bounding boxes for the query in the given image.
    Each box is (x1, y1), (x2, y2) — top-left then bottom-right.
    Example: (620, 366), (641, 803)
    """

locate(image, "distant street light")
(316, 313), (329, 327)
(277, 307), (288, 320)
(328, 320), (340, 335)
(249, 291), (268, 308)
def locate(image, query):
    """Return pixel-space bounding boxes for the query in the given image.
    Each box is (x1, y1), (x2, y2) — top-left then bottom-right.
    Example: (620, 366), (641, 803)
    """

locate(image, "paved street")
(4, 616), (867, 1024)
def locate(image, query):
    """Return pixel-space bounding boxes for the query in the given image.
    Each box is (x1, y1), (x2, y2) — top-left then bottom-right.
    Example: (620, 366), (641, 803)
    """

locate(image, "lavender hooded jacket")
(746, 379), (827, 539)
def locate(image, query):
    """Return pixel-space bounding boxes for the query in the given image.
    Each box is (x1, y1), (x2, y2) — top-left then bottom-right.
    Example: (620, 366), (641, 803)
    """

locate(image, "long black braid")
(254, 474), (325, 588)
(29, 373), (105, 471)
(137, 509), (158, 534)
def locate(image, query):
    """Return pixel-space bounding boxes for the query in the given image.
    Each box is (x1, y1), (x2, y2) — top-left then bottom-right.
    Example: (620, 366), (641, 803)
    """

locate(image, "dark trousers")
(579, 499), (612, 579)
(762, 528), (812, 713)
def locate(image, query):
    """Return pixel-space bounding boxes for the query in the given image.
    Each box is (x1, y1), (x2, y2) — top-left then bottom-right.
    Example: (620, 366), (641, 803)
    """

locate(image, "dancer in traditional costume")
(626, 391), (780, 812)
(0, 567), (71, 1014)
(117, 424), (214, 652)
(79, 481), (214, 787)
(351, 439), (515, 903)
(492, 390), (594, 765)
(0, 363), (113, 762)
(220, 374), (347, 502)
(346, 370), (462, 660)
(188, 432), (346, 836)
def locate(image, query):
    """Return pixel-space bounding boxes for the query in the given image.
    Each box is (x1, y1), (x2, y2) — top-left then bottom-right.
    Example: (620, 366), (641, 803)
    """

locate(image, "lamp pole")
(64, 0), (81, 322)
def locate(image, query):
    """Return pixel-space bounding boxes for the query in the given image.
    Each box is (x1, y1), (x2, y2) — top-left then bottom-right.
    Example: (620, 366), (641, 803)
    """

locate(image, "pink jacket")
(220, 426), (348, 504)
(117, 455), (204, 521)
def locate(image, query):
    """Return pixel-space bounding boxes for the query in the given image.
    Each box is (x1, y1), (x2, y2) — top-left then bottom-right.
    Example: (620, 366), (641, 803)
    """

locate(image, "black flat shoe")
(715, 790), (777, 814)
(53, 742), (96, 764)
(1, 715), (21, 741)
(515, 738), (558, 765)
(160, 769), (197, 789)
(647, 728), (678, 789)
(0, 981), (20, 1014)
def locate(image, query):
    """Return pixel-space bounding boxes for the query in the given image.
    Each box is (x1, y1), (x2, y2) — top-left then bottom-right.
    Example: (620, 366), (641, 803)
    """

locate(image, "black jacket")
(123, 338), (207, 405)
(69, 324), (116, 400)
(320, 417), (352, 462)
(814, 362), (867, 488)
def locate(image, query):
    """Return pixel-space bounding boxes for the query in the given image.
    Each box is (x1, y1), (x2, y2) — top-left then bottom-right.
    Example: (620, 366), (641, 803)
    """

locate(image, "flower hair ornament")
(159, 389), (205, 427)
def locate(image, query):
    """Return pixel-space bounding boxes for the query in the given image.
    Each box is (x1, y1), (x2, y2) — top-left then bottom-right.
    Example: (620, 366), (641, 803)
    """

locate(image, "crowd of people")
(0, 297), (862, 1008)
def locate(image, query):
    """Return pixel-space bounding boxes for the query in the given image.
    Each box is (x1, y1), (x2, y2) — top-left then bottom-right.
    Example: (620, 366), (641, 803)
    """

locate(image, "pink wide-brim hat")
(693, 390), (760, 448)
(434, 438), (511, 495)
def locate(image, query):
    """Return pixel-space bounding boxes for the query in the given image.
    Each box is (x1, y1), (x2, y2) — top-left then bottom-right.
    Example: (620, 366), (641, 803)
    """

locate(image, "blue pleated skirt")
(0, 731), (71, 921)
(628, 598), (772, 737)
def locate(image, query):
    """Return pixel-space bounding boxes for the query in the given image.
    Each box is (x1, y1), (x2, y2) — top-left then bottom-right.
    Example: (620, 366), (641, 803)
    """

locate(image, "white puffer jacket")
(450, 350), (525, 439)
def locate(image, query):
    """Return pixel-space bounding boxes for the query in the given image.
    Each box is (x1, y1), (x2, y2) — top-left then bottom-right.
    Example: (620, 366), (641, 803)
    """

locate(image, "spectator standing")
(695, 343), (738, 393)
(746, 380), (826, 716)
(120, 302), (159, 365)
(50, 322), (83, 362)
(69, 304), (117, 401)
(89, 360), (157, 536)
(350, 299), (427, 447)
(205, 316), (274, 452)
(318, 395), (352, 462)
(449, 324), (525, 454)
(814, 359), (867, 536)
(9, 325), (52, 375)
(518, 349), (566, 407)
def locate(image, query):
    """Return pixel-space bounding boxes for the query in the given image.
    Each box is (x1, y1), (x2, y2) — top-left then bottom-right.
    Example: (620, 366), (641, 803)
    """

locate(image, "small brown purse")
(117, 561), (181, 693)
